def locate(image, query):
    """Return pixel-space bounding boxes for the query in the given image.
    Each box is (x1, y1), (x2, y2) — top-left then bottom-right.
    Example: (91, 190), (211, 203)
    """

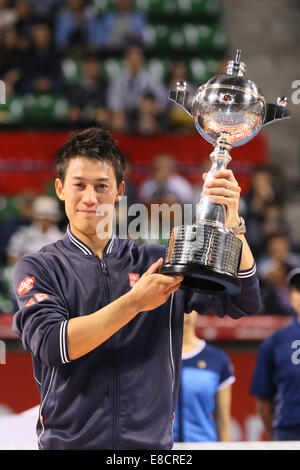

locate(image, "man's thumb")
(146, 258), (164, 275)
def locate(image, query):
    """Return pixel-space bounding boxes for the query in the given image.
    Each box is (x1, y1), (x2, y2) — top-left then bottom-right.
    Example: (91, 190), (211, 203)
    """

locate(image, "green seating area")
(0, 94), (69, 125)
(0, 54), (222, 125)
(91, 0), (221, 19)
(91, 0), (227, 58)
(62, 56), (221, 84)
(0, 0), (228, 126)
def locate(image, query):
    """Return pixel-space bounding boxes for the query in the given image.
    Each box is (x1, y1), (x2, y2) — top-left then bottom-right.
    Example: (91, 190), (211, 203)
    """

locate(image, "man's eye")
(75, 183), (84, 188)
(97, 184), (108, 189)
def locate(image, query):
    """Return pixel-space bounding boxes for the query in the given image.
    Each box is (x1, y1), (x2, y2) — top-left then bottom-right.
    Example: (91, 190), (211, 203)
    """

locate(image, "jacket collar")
(64, 224), (118, 256)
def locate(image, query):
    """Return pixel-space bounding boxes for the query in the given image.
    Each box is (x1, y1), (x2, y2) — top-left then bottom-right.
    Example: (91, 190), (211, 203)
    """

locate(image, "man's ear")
(116, 181), (125, 202)
(55, 178), (65, 201)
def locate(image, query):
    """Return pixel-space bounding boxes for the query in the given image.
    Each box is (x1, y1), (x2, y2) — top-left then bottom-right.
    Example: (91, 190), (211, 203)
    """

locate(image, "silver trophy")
(160, 50), (290, 294)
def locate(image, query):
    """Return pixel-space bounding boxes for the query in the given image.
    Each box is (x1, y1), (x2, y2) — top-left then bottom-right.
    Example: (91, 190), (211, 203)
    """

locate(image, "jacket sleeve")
(185, 264), (261, 318)
(12, 255), (71, 367)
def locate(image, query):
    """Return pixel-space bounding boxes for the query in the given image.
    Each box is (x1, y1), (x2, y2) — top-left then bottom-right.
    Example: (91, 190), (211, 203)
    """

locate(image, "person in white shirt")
(7, 196), (63, 264)
(107, 44), (168, 132)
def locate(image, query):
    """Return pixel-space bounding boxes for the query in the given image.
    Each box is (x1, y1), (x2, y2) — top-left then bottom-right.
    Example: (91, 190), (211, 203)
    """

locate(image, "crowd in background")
(0, 0), (202, 133)
(0, 0), (299, 316)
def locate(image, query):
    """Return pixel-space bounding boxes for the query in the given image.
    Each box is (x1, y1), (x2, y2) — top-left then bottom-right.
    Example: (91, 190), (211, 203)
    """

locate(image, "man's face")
(55, 156), (124, 237)
(289, 288), (300, 314)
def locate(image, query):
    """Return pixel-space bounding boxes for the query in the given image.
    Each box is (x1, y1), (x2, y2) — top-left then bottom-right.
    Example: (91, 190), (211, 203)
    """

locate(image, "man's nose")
(82, 187), (98, 204)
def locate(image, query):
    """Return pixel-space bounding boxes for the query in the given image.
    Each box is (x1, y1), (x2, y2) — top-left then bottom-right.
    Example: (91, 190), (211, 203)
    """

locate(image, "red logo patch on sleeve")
(17, 276), (35, 295)
(25, 297), (36, 307)
(128, 273), (140, 287)
(34, 293), (49, 302)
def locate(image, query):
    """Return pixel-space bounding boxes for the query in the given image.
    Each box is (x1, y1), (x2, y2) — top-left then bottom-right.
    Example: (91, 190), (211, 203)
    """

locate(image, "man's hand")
(129, 258), (183, 312)
(202, 169), (241, 228)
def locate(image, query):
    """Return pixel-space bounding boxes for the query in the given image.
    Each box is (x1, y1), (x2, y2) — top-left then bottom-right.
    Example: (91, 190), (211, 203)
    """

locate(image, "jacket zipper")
(99, 257), (118, 450)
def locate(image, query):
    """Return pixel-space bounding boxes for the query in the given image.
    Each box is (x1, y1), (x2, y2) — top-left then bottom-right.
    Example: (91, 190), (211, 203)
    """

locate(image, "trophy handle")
(169, 81), (192, 117)
(263, 97), (291, 126)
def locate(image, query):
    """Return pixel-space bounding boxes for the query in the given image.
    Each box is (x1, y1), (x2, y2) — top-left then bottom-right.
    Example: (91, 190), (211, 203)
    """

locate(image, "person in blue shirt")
(174, 310), (235, 442)
(54, 0), (103, 50)
(251, 267), (300, 441)
(101, 0), (147, 54)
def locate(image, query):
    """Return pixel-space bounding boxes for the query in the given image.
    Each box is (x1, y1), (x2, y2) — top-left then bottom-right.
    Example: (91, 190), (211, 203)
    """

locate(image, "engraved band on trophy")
(160, 50), (290, 295)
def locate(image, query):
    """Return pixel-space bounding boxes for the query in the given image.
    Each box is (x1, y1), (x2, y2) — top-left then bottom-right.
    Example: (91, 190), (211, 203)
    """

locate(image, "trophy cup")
(160, 50), (290, 294)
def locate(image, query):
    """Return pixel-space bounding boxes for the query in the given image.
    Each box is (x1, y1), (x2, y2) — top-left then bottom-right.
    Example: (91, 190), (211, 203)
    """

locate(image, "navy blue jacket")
(13, 226), (260, 450)
(251, 316), (300, 431)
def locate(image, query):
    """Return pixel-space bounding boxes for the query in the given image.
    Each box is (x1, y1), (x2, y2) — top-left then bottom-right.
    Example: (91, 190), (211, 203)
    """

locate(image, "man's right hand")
(67, 258), (184, 361)
(129, 258), (184, 312)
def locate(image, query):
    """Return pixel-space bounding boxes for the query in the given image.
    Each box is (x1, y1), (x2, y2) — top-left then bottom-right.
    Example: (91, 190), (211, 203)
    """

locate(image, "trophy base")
(160, 262), (241, 295)
(160, 223), (242, 295)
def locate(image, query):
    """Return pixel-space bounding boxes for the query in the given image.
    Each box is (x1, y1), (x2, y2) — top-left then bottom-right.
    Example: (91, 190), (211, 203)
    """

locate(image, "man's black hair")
(56, 127), (125, 186)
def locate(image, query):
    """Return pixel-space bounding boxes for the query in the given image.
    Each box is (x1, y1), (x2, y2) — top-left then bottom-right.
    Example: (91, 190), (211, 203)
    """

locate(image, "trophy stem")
(196, 135), (232, 226)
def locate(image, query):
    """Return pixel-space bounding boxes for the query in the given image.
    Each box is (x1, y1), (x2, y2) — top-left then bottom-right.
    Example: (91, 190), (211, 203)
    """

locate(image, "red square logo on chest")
(128, 273), (140, 287)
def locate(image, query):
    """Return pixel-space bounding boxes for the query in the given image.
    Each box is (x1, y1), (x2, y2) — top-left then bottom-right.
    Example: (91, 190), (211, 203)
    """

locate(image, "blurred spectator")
(15, 0), (38, 37)
(2, 196), (63, 312)
(6, 196), (63, 264)
(139, 152), (194, 205)
(167, 60), (197, 133)
(107, 45), (168, 132)
(260, 261), (294, 315)
(241, 165), (283, 256)
(174, 311), (235, 442)
(257, 233), (300, 282)
(123, 157), (137, 207)
(0, 191), (35, 264)
(21, 21), (64, 93)
(0, 0), (17, 33)
(67, 55), (110, 126)
(251, 268), (300, 440)
(261, 201), (290, 240)
(30, 0), (65, 19)
(101, 0), (147, 54)
(0, 25), (26, 92)
(130, 91), (168, 135)
(54, 0), (103, 52)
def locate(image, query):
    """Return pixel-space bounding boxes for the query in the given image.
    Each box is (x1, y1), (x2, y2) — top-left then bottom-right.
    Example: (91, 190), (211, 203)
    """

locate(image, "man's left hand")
(202, 169), (241, 228)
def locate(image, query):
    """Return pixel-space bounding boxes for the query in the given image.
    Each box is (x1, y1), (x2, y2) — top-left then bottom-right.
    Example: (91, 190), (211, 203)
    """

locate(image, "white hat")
(32, 196), (61, 221)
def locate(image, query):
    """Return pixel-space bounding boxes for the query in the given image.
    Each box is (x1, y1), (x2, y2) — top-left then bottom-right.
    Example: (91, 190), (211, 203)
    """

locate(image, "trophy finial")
(235, 49), (242, 63)
(226, 49), (246, 76)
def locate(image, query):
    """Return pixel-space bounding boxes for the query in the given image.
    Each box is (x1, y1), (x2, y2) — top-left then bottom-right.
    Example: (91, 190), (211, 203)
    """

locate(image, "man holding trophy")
(12, 51), (288, 450)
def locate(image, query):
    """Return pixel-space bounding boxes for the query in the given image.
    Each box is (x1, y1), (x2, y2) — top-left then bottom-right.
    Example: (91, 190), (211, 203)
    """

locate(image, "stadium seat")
(189, 58), (220, 83)
(89, 0), (116, 12)
(147, 57), (171, 81)
(102, 58), (124, 81)
(23, 94), (69, 124)
(61, 58), (83, 84)
(0, 96), (25, 124)
(177, 0), (220, 16)
(144, 23), (227, 53)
